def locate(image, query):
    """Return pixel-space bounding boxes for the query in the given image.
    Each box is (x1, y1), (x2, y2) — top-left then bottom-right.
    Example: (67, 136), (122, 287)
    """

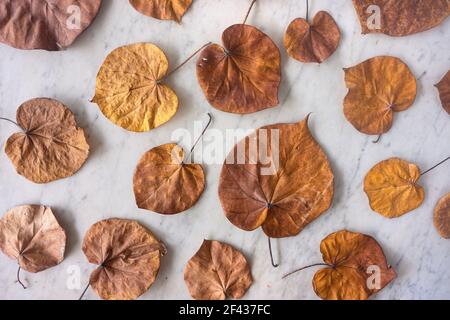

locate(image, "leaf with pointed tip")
(436, 70), (450, 115)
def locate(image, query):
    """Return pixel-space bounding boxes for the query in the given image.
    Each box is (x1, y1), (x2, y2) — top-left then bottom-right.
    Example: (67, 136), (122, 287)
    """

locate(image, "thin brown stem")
(0, 117), (21, 130)
(421, 156), (450, 176)
(17, 266), (27, 289)
(243, 0), (257, 25)
(184, 113), (213, 163)
(372, 135), (382, 143)
(305, 0), (310, 21)
(163, 42), (212, 80)
(283, 263), (331, 279)
(268, 237), (279, 268)
(78, 283), (90, 300)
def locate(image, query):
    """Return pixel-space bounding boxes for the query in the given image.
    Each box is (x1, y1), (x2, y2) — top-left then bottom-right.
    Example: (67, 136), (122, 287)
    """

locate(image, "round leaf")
(434, 193), (450, 239)
(364, 158), (425, 218)
(92, 43), (178, 132)
(344, 56), (417, 135)
(82, 218), (166, 300)
(129, 0), (193, 22)
(184, 240), (253, 300)
(284, 11), (341, 63)
(0, 205), (66, 273)
(313, 230), (396, 300)
(436, 70), (450, 115)
(5, 98), (90, 184)
(0, 0), (102, 50)
(219, 117), (334, 238)
(133, 143), (205, 214)
(197, 24), (281, 114)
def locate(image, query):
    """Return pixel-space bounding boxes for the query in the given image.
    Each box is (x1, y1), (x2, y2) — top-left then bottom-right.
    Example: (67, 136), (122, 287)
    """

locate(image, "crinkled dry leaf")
(133, 143), (205, 214)
(434, 193), (450, 239)
(313, 230), (396, 300)
(184, 240), (253, 300)
(436, 70), (450, 115)
(0, 0), (102, 50)
(284, 11), (341, 63)
(364, 158), (425, 218)
(344, 56), (417, 135)
(0, 205), (66, 273)
(92, 43), (178, 132)
(219, 117), (334, 238)
(82, 218), (166, 300)
(129, 0), (193, 22)
(197, 24), (281, 114)
(5, 98), (90, 184)
(352, 0), (450, 37)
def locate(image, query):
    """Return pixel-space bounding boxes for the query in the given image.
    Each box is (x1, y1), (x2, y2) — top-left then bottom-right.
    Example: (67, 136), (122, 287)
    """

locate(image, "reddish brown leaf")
(436, 70), (450, 115)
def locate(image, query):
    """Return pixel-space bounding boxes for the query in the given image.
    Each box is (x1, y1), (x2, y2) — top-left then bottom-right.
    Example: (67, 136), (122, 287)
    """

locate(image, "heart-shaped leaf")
(129, 0), (193, 22)
(434, 193), (450, 239)
(436, 70), (450, 115)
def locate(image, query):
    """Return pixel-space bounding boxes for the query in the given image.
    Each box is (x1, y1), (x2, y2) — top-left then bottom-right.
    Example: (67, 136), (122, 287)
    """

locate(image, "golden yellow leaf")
(92, 43), (178, 132)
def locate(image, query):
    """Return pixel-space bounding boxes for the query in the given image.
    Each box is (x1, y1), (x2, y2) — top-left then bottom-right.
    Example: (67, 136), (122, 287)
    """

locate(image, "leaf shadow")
(51, 205), (79, 259)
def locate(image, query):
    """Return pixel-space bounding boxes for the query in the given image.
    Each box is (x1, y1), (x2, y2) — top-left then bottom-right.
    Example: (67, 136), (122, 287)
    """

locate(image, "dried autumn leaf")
(0, 205), (66, 273)
(82, 218), (166, 300)
(0, 0), (102, 51)
(92, 43), (178, 132)
(364, 158), (425, 218)
(5, 98), (90, 184)
(129, 0), (193, 22)
(344, 56), (417, 135)
(352, 0), (450, 37)
(436, 70), (450, 115)
(313, 230), (396, 300)
(184, 240), (253, 300)
(434, 193), (450, 239)
(219, 116), (334, 238)
(197, 24), (281, 114)
(133, 143), (205, 214)
(284, 11), (341, 63)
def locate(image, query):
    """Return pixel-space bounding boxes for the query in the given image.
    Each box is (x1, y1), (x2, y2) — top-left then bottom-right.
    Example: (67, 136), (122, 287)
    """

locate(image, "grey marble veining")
(0, 0), (449, 300)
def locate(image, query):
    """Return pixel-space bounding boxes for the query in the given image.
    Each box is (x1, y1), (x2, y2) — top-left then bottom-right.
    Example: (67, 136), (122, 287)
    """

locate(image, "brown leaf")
(92, 43), (178, 132)
(313, 230), (396, 300)
(218, 116), (334, 238)
(184, 240), (253, 300)
(5, 98), (90, 184)
(364, 158), (425, 218)
(197, 24), (281, 114)
(82, 218), (166, 300)
(0, 0), (102, 50)
(434, 193), (450, 239)
(436, 70), (450, 115)
(352, 0), (450, 37)
(344, 56), (417, 135)
(129, 0), (193, 22)
(284, 11), (341, 63)
(133, 143), (205, 214)
(0, 205), (66, 273)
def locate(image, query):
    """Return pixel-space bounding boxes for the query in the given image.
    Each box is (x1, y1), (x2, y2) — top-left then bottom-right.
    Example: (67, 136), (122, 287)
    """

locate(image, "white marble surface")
(0, 0), (449, 300)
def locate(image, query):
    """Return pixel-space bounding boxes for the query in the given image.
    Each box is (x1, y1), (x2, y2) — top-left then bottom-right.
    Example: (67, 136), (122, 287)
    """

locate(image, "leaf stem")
(268, 237), (279, 268)
(373, 135), (382, 144)
(184, 113), (213, 163)
(305, 0), (309, 21)
(164, 42), (212, 80)
(421, 156), (450, 176)
(78, 283), (90, 300)
(282, 263), (331, 279)
(0, 117), (21, 130)
(243, 0), (257, 25)
(17, 266), (27, 289)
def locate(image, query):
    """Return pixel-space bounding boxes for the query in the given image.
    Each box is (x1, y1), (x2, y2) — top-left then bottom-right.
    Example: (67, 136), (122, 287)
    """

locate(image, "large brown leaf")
(352, 0), (450, 37)
(313, 230), (396, 300)
(436, 70), (450, 115)
(5, 98), (90, 184)
(129, 0), (193, 22)
(0, 0), (102, 50)
(434, 193), (450, 239)
(184, 240), (253, 300)
(196, 24), (281, 114)
(218, 116), (334, 238)
(284, 11), (341, 63)
(344, 56), (417, 135)
(92, 43), (178, 132)
(82, 218), (166, 300)
(0, 205), (66, 273)
(133, 143), (205, 214)
(364, 158), (425, 218)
